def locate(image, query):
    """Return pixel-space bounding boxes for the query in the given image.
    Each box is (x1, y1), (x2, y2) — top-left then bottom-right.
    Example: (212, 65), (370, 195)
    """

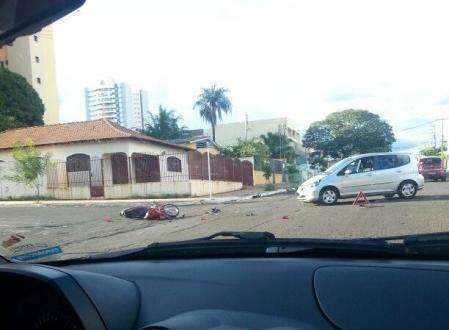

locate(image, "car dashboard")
(1, 257), (449, 329)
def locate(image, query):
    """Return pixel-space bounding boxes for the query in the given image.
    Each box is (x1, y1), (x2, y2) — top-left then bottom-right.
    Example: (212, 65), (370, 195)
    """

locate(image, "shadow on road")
(330, 194), (449, 206)
(383, 195), (449, 203)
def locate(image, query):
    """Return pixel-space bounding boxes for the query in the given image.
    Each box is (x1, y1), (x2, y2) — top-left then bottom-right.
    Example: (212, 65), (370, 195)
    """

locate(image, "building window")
(167, 156), (182, 172)
(35, 56), (40, 63)
(36, 77), (41, 84)
(0, 61), (3, 68)
(132, 153), (160, 183)
(33, 35), (38, 42)
(66, 154), (91, 172)
(111, 153), (129, 184)
(5, 60), (8, 66)
(66, 154), (91, 187)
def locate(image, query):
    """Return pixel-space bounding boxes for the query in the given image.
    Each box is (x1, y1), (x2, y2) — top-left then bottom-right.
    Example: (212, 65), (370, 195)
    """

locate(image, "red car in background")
(418, 156), (447, 181)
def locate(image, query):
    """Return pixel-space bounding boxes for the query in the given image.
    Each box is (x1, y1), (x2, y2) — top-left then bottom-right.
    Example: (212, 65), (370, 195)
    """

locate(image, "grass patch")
(0, 195), (55, 201)
(264, 183), (275, 191)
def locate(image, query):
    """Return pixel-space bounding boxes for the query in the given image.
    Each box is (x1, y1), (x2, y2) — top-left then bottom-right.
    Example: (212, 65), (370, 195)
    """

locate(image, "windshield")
(420, 158), (442, 165)
(324, 158), (352, 175)
(1, 0), (449, 262)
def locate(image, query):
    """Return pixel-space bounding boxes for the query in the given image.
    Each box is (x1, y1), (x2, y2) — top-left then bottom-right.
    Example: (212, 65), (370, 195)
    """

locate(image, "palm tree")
(143, 106), (185, 140)
(193, 85), (232, 142)
(260, 132), (296, 162)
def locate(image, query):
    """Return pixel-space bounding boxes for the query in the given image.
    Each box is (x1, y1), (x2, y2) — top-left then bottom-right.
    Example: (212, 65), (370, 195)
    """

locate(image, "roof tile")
(0, 119), (190, 151)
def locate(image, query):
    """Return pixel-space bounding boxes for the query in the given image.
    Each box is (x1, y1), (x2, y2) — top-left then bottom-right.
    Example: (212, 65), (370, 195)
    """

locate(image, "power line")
(400, 117), (449, 132)
(400, 120), (435, 132)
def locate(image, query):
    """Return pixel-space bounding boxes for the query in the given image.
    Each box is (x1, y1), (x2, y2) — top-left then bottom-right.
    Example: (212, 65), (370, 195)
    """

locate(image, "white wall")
(0, 139), (190, 199)
(190, 180), (243, 197)
(0, 161), (49, 199)
(104, 181), (191, 199)
(0, 140), (245, 199)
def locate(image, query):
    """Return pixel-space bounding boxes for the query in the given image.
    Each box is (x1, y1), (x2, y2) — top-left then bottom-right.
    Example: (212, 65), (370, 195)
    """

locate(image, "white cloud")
(53, 0), (449, 149)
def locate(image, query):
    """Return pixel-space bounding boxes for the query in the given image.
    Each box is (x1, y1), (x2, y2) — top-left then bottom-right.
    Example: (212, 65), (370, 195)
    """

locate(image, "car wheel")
(398, 181), (417, 199)
(319, 187), (338, 205)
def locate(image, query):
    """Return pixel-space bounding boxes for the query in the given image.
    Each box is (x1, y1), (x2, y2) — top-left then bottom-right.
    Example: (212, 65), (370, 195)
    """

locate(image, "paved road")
(1, 181), (449, 260)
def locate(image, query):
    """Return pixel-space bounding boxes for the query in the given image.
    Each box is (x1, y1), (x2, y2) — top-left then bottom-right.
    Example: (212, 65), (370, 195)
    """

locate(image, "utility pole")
(244, 113), (249, 141)
(433, 123), (437, 149)
(278, 124), (283, 160)
(206, 142), (212, 200)
(442, 119), (445, 152)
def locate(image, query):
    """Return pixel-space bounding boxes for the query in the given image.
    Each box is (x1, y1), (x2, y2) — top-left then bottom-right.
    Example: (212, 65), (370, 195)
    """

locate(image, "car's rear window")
(420, 158), (442, 165)
(396, 155), (411, 167)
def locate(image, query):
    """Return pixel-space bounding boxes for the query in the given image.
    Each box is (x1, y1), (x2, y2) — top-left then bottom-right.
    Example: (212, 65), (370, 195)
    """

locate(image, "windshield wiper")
(355, 232), (449, 257)
(49, 232), (403, 264)
(44, 232), (449, 266)
(401, 232), (449, 256)
(192, 231), (276, 241)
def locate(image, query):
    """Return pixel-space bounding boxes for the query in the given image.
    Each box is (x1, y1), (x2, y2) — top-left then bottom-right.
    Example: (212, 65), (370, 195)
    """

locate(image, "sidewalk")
(0, 189), (287, 207)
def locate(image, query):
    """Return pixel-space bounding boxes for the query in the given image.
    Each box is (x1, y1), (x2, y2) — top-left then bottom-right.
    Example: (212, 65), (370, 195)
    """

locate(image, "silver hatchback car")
(297, 153), (424, 205)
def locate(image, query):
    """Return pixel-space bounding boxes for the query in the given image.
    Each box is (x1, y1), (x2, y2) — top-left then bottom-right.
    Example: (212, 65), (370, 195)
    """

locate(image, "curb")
(0, 189), (287, 207)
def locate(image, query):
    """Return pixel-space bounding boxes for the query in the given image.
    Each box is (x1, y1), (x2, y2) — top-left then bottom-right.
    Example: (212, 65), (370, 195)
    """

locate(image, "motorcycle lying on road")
(120, 204), (180, 220)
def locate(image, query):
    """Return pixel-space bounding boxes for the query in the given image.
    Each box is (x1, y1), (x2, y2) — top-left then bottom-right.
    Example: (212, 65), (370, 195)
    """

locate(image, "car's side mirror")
(344, 169), (352, 175)
(0, 0), (85, 46)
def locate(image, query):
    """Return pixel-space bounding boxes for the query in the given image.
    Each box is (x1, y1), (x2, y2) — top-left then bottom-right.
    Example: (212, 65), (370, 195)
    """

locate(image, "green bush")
(261, 161), (273, 180)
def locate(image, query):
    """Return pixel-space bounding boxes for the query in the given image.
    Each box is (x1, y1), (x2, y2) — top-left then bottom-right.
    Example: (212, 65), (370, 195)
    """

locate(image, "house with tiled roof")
(0, 120), (245, 199)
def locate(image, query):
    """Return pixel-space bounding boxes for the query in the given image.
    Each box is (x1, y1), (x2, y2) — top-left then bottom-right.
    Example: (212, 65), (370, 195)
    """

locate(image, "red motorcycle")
(120, 204), (180, 220)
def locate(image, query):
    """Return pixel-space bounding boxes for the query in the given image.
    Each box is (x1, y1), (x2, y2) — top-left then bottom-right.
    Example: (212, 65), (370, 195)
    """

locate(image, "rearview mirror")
(0, 0), (85, 46)
(344, 169), (352, 175)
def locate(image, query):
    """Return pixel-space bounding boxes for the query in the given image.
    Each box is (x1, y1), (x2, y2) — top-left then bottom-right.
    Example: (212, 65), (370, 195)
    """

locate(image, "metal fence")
(46, 151), (254, 191)
(188, 151), (247, 182)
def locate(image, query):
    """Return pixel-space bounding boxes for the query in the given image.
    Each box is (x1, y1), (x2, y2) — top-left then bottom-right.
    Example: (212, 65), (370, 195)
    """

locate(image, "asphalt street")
(1, 181), (449, 261)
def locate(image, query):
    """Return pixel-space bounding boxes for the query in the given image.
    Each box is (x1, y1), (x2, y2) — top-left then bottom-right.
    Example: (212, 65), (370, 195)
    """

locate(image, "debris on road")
(246, 211), (256, 216)
(252, 189), (287, 199)
(2, 234), (25, 248)
(211, 207), (221, 214)
(281, 215), (289, 220)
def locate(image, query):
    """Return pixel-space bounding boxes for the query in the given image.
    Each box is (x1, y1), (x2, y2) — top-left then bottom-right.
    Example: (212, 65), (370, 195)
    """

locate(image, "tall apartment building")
(0, 26), (60, 124)
(85, 81), (149, 130)
(85, 81), (121, 123)
(129, 90), (150, 130)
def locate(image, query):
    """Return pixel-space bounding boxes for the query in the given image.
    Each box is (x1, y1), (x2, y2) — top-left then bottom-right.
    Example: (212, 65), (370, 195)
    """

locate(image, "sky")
(52, 0), (449, 151)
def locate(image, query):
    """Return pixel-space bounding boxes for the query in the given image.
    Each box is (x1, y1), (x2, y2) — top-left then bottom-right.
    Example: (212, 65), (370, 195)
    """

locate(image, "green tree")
(260, 132), (296, 162)
(220, 138), (269, 159)
(193, 85), (232, 142)
(420, 146), (441, 157)
(143, 106), (185, 140)
(0, 68), (44, 132)
(302, 109), (396, 157)
(310, 156), (328, 171)
(261, 161), (273, 181)
(5, 141), (50, 199)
